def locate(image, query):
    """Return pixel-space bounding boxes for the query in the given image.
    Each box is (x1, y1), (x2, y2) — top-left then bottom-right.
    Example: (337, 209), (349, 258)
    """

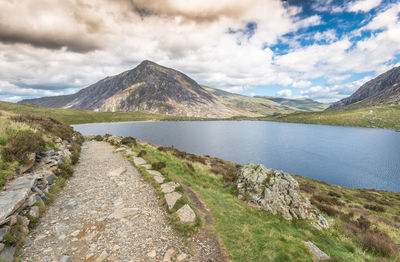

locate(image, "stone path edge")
(103, 136), (201, 236)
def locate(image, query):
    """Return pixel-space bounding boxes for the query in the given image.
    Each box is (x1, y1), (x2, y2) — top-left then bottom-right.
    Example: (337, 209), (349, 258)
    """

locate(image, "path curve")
(22, 141), (188, 261)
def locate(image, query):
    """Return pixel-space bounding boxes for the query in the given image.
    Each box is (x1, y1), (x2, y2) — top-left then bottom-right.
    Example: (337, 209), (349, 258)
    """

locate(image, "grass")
(115, 138), (400, 261)
(0, 101), (210, 125)
(257, 105), (400, 130)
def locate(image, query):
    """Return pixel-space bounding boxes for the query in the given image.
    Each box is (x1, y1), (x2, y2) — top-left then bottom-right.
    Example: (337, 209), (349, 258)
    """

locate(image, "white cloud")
(347, 0), (382, 13)
(292, 80), (312, 89)
(277, 89), (293, 98)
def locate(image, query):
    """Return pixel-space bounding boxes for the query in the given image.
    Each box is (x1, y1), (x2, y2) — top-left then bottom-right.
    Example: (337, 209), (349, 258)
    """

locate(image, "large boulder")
(237, 164), (318, 221)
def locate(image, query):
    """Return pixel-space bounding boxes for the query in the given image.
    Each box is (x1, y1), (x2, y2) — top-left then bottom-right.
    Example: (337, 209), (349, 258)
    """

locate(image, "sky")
(0, 0), (400, 103)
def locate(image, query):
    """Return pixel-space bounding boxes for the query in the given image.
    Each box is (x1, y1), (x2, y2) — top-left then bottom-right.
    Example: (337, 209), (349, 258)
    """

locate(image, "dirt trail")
(22, 141), (188, 261)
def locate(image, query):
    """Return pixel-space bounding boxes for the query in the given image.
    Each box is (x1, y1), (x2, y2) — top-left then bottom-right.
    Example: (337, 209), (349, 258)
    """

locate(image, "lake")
(73, 121), (400, 192)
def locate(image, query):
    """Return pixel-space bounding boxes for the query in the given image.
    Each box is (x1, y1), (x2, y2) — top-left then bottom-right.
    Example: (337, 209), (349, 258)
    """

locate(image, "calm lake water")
(74, 121), (400, 192)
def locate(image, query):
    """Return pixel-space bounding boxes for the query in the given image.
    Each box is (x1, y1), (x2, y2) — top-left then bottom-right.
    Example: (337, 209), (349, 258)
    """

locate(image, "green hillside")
(259, 105), (400, 130)
(204, 87), (328, 115)
(0, 101), (204, 125)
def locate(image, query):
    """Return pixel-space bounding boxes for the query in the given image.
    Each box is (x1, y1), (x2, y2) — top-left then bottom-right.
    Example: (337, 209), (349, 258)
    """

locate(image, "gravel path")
(22, 141), (188, 261)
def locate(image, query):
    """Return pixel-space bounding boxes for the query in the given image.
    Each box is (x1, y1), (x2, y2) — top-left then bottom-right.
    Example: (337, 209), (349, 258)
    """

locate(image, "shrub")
(55, 163), (74, 178)
(300, 183), (316, 194)
(10, 114), (74, 142)
(364, 204), (385, 212)
(138, 150), (147, 157)
(312, 194), (344, 206)
(152, 161), (166, 170)
(94, 135), (103, 141)
(0, 136), (7, 146)
(121, 136), (137, 146)
(186, 162), (195, 172)
(361, 230), (398, 257)
(1, 130), (45, 164)
(311, 201), (341, 217)
(328, 191), (341, 198)
(356, 216), (371, 231)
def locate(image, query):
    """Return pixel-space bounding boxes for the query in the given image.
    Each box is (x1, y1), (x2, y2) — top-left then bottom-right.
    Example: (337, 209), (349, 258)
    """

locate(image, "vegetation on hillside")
(0, 101), (209, 125)
(0, 110), (83, 189)
(252, 105), (400, 130)
(115, 138), (400, 261)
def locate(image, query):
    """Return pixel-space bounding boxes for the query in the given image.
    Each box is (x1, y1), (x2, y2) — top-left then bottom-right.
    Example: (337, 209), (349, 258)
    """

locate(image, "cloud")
(292, 80), (312, 88)
(347, 0), (381, 13)
(277, 89), (293, 98)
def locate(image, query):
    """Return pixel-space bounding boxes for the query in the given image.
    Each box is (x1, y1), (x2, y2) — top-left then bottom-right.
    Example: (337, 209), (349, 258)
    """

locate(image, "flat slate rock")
(153, 176), (165, 184)
(0, 176), (39, 223)
(165, 192), (182, 210)
(133, 157), (147, 165)
(141, 164), (152, 169)
(0, 246), (15, 262)
(147, 170), (162, 176)
(176, 204), (196, 223)
(161, 182), (180, 194)
(304, 241), (330, 261)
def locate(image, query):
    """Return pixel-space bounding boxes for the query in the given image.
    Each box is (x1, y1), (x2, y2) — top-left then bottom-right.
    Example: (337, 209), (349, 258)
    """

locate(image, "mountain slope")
(328, 66), (400, 110)
(20, 60), (327, 117)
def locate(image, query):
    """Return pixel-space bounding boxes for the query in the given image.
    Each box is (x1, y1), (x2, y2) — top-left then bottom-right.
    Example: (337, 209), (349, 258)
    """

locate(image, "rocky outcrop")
(0, 138), (75, 261)
(304, 241), (330, 261)
(237, 164), (328, 227)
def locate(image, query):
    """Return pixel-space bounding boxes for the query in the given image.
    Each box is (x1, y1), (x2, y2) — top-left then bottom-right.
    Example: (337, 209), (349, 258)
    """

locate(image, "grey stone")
(237, 164), (325, 222)
(165, 192), (182, 210)
(45, 173), (55, 185)
(176, 204), (196, 223)
(133, 157), (146, 165)
(0, 227), (10, 242)
(27, 194), (38, 206)
(147, 170), (162, 176)
(20, 153), (36, 174)
(317, 214), (329, 229)
(153, 176), (165, 184)
(304, 241), (330, 261)
(114, 148), (126, 153)
(161, 182), (180, 194)
(29, 206), (40, 218)
(0, 246), (15, 262)
(141, 164), (152, 169)
(59, 256), (73, 262)
(0, 188), (31, 224)
(108, 167), (127, 177)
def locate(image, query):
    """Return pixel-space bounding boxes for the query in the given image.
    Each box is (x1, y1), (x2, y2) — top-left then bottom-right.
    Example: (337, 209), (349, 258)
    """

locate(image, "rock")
(165, 192), (182, 210)
(0, 187), (30, 224)
(317, 214), (329, 229)
(17, 215), (29, 227)
(304, 241), (330, 261)
(177, 253), (188, 262)
(45, 174), (55, 185)
(109, 208), (140, 219)
(142, 164), (152, 169)
(71, 230), (80, 237)
(114, 148), (126, 153)
(0, 243), (4, 253)
(147, 170), (162, 176)
(163, 248), (176, 262)
(0, 246), (15, 262)
(20, 153), (36, 174)
(95, 251), (108, 262)
(55, 137), (62, 143)
(237, 164), (316, 221)
(8, 215), (17, 226)
(29, 206), (40, 218)
(147, 249), (157, 258)
(59, 256), (72, 262)
(176, 204), (196, 223)
(153, 175), (165, 184)
(27, 194), (39, 206)
(161, 182), (180, 194)
(108, 167), (127, 177)
(0, 227), (10, 242)
(133, 157), (147, 165)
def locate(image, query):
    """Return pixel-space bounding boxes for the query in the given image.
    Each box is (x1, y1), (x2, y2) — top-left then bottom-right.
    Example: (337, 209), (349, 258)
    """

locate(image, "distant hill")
(328, 66), (400, 110)
(20, 60), (327, 117)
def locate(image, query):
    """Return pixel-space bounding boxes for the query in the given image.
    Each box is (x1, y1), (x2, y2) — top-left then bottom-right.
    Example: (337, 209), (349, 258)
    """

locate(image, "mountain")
(328, 66), (400, 110)
(20, 60), (327, 117)
(204, 88), (328, 115)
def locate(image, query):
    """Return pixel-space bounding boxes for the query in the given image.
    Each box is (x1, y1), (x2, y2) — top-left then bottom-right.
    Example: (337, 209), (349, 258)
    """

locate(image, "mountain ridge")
(328, 66), (400, 110)
(20, 60), (327, 117)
